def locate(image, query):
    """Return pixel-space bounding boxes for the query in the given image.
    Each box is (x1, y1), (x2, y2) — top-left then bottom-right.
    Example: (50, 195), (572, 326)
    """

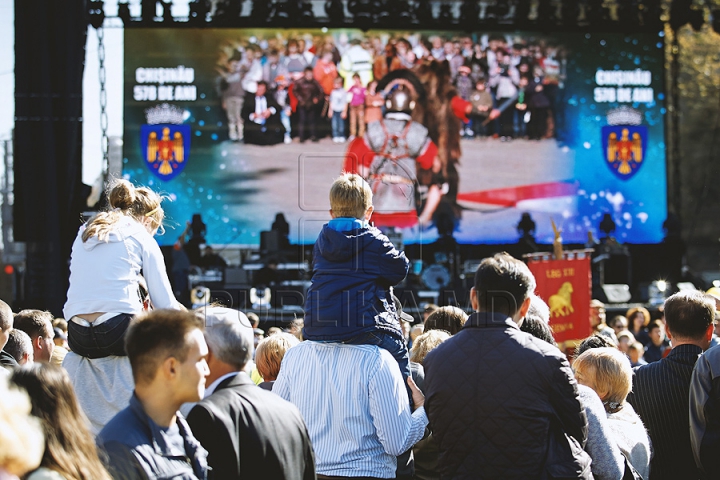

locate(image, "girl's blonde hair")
(82, 179), (165, 242)
(410, 329), (450, 365)
(573, 347), (633, 406)
(255, 333), (300, 382)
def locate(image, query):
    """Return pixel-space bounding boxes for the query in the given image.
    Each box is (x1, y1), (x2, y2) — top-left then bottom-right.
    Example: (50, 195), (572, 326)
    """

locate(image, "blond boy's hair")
(329, 173), (373, 219)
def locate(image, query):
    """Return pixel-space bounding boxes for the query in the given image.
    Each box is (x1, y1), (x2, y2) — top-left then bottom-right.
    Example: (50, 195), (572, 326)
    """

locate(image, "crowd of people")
(2, 176), (720, 480)
(216, 32), (567, 145)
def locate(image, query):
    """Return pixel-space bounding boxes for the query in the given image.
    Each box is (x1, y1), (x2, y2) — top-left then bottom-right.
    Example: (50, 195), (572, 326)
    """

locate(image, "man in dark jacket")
(97, 310), (210, 480)
(292, 66), (324, 142)
(241, 80), (285, 145)
(186, 307), (315, 480)
(629, 291), (714, 480)
(424, 253), (588, 479)
(0, 299), (18, 371)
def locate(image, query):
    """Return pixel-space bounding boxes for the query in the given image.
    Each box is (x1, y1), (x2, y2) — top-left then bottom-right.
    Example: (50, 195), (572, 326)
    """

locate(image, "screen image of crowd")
(126, 27), (607, 246)
(214, 31), (565, 146)
(0, 176), (716, 480)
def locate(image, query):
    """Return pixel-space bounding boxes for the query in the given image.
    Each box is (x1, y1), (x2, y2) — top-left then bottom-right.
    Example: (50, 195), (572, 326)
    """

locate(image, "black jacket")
(186, 372), (316, 480)
(627, 344), (702, 480)
(424, 312), (587, 480)
(0, 349), (18, 371)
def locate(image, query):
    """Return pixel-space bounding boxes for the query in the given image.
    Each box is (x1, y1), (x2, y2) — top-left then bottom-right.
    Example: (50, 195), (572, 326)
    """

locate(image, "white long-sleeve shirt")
(63, 215), (181, 319)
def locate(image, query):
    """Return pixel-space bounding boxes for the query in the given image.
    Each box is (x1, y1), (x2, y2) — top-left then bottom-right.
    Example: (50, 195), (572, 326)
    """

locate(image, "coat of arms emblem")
(601, 106), (647, 180)
(140, 103), (190, 181)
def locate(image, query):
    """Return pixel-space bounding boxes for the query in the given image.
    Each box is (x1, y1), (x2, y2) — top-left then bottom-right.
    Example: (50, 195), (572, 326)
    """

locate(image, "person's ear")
(664, 325), (673, 341)
(470, 287), (478, 311)
(706, 324), (715, 342)
(365, 205), (374, 221)
(518, 296), (532, 319)
(162, 357), (179, 380)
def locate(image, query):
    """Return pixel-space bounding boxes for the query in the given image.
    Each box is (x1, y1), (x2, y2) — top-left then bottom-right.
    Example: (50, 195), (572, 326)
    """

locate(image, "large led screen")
(123, 28), (667, 246)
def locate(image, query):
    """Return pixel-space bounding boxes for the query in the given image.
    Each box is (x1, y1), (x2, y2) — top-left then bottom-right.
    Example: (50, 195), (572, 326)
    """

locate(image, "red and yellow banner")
(527, 250), (592, 345)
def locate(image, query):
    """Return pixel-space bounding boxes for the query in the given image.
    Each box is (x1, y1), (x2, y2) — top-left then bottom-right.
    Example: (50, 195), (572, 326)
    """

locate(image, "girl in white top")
(62, 179), (182, 434)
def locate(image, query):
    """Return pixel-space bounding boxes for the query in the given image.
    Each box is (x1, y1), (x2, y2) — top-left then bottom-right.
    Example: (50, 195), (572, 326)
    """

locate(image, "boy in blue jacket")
(304, 173), (411, 380)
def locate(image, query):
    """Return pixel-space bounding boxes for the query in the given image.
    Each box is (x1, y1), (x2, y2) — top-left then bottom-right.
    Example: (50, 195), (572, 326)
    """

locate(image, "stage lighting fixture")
(162, 1), (174, 23)
(141, 0), (159, 23)
(599, 213), (617, 238)
(438, 3), (455, 24)
(248, 0), (271, 23)
(670, 0), (704, 31)
(347, 0), (377, 27)
(640, 0), (663, 29)
(389, 0), (414, 22)
(486, 0), (509, 20)
(585, 0), (610, 25)
(459, 0), (479, 27)
(413, 0), (435, 25)
(188, 0), (209, 24)
(560, 0), (579, 25)
(516, 212), (536, 240)
(88, 0), (106, 29)
(712, 9), (720, 34)
(117, 1), (132, 24)
(325, 0), (345, 23)
(617, 0), (640, 28)
(514, 0), (531, 25)
(536, 0), (555, 24)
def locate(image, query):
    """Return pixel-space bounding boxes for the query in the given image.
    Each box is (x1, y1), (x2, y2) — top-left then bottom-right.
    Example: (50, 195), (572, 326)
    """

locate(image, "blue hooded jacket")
(303, 219), (409, 341)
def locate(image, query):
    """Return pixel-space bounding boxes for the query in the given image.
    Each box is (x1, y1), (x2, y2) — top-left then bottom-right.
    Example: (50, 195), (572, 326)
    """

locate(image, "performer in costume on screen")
(343, 63), (471, 232)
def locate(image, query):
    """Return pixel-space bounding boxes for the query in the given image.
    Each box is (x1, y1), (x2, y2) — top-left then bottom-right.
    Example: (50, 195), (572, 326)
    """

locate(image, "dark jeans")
(298, 106), (317, 141)
(331, 111), (345, 138)
(67, 313), (133, 358)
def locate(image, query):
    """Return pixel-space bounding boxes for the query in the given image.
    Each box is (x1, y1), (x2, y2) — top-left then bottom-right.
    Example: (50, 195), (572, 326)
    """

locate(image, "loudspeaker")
(602, 284), (631, 303)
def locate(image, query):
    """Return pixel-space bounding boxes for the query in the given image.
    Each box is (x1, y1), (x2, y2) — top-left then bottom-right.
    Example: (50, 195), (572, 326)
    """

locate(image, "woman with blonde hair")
(0, 376), (44, 480)
(573, 347), (651, 478)
(410, 329), (450, 365)
(424, 306), (468, 336)
(63, 179), (182, 433)
(11, 364), (111, 480)
(255, 333), (300, 391)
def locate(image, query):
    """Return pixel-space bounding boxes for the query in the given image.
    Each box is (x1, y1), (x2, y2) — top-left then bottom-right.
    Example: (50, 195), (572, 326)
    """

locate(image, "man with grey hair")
(0, 299), (16, 371)
(4, 329), (33, 365)
(186, 307), (315, 480)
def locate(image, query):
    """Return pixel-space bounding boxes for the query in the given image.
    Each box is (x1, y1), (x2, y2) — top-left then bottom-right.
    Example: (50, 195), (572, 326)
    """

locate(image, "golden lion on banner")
(549, 282), (574, 317)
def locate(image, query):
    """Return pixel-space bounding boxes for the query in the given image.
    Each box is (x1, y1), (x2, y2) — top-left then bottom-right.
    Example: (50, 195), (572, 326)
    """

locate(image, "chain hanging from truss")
(97, 26), (109, 181)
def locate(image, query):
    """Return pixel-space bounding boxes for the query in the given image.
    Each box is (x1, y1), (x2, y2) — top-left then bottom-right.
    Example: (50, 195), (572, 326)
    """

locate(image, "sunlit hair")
(0, 376), (44, 477)
(329, 173), (373, 219)
(255, 333), (299, 382)
(424, 306), (468, 335)
(573, 347), (632, 406)
(82, 179), (165, 242)
(410, 329), (450, 365)
(10, 364), (111, 480)
(626, 306), (651, 329)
